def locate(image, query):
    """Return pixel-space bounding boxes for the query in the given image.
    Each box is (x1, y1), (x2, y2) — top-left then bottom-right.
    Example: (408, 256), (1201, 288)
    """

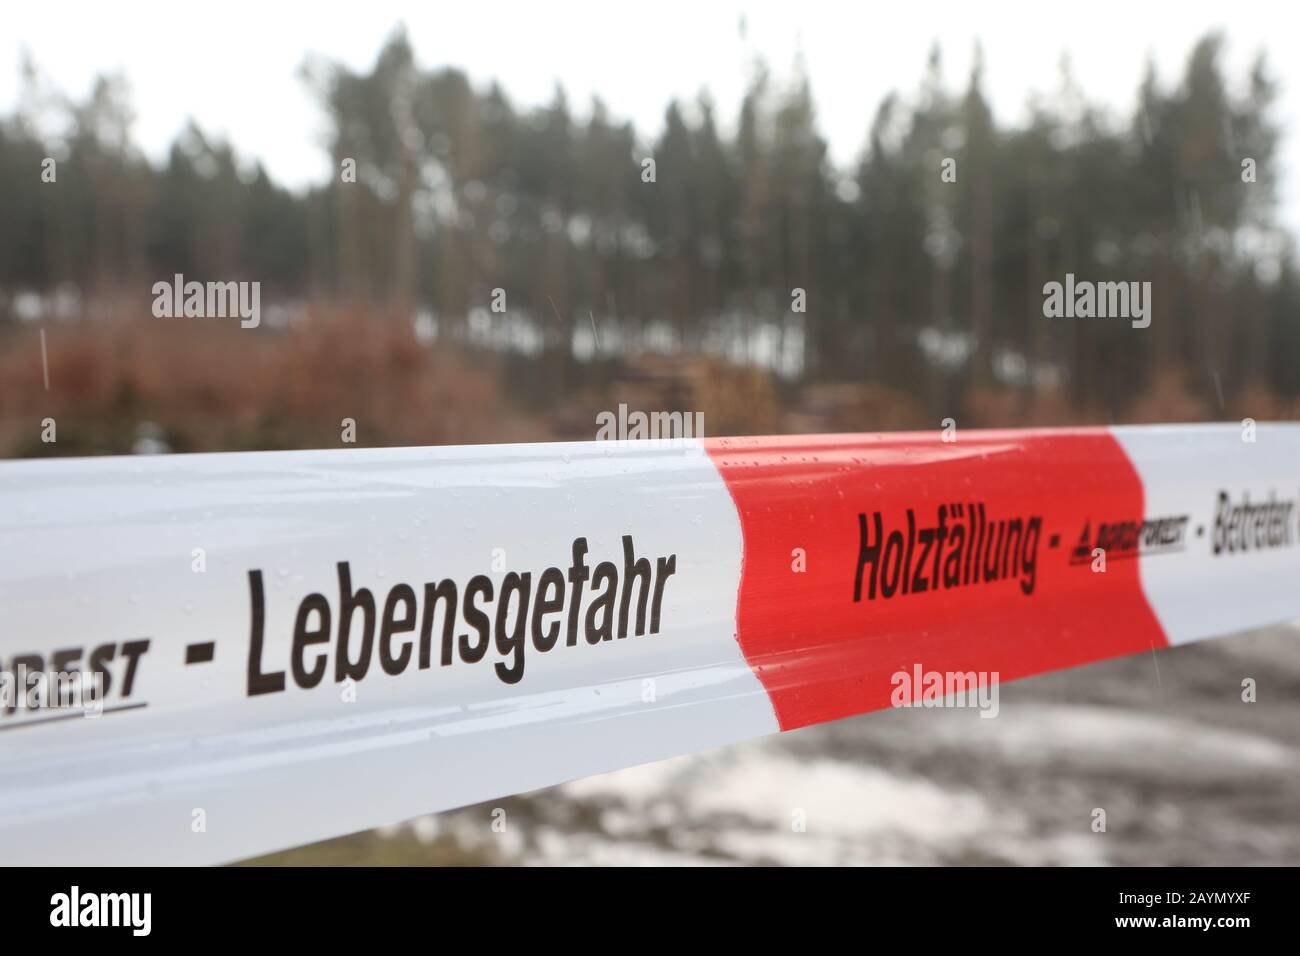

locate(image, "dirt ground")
(245, 624), (1300, 866)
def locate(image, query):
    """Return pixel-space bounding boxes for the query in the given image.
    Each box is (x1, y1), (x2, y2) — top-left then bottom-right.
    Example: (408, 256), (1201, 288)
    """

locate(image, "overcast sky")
(4, 1), (1298, 232)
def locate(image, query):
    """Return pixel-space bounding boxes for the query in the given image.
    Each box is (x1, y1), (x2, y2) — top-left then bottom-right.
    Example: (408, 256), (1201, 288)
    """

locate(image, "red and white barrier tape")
(1, 424), (1297, 864)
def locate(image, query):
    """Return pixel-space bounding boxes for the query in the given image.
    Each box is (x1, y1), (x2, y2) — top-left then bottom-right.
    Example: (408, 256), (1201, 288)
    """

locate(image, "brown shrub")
(0, 307), (548, 457)
(1121, 365), (1212, 425)
(787, 382), (930, 434)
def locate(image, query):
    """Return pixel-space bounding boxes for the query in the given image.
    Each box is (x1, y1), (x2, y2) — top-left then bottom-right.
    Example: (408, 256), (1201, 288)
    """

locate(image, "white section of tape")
(0, 440), (775, 865)
(1113, 423), (1300, 646)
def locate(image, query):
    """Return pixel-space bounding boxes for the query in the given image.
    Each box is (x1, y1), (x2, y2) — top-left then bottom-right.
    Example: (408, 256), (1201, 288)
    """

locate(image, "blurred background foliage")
(1, 27), (1297, 456)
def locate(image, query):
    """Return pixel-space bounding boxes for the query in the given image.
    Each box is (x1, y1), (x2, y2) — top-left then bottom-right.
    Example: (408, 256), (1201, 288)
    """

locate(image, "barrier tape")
(2, 424), (1298, 864)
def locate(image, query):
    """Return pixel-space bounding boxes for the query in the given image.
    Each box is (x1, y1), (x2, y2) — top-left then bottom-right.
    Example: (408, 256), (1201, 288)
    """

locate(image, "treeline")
(1, 29), (1297, 418)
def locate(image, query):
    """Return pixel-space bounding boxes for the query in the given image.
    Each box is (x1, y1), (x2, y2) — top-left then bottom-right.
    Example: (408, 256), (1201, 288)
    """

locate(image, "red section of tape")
(706, 430), (1169, 730)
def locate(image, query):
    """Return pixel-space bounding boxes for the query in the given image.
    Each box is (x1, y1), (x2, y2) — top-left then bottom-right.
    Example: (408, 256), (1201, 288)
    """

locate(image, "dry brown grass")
(1, 311), (1280, 460)
(0, 308), (550, 457)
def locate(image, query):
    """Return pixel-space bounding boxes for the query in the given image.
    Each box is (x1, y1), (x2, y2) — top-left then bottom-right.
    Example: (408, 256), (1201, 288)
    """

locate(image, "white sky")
(4, 0), (1299, 233)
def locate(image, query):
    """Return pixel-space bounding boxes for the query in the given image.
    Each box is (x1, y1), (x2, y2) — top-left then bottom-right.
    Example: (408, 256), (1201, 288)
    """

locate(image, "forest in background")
(1, 28), (1297, 456)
